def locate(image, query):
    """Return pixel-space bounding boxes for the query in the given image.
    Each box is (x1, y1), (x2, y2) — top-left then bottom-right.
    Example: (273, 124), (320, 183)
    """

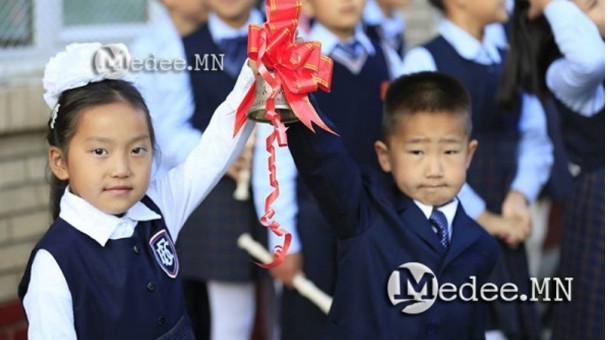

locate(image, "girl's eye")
(92, 148), (108, 156)
(132, 147), (147, 155)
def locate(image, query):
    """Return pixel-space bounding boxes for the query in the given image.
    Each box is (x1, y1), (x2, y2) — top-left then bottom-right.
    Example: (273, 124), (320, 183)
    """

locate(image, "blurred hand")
(502, 190), (531, 239)
(226, 147), (253, 182)
(528, 0), (554, 19)
(477, 210), (528, 248)
(269, 252), (304, 288)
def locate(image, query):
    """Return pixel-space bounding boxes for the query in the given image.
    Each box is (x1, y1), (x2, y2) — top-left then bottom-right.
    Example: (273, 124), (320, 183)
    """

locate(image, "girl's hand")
(528, 0), (554, 19)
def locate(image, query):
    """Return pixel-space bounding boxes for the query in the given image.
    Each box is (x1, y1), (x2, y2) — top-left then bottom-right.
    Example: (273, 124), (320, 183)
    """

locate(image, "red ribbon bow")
(233, 0), (334, 268)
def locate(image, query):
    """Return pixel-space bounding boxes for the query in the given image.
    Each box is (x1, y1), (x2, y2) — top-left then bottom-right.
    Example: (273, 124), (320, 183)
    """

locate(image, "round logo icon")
(93, 44), (131, 79)
(387, 262), (438, 314)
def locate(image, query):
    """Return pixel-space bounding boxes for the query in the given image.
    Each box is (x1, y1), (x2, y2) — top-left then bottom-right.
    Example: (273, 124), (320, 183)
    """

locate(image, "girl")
(18, 42), (255, 339)
(523, 0), (604, 338)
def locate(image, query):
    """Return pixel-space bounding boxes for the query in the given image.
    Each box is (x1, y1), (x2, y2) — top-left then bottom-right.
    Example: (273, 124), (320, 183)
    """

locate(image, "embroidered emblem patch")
(149, 230), (179, 278)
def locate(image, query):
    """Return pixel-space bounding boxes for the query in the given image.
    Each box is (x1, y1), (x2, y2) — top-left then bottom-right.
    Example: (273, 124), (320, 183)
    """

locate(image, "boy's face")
(49, 101), (153, 216)
(465, 0), (509, 26)
(163, 0), (208, 25)
(207, 0), (255, 23)
(304, 0), (366, 35)
(375, 111), (477, 206)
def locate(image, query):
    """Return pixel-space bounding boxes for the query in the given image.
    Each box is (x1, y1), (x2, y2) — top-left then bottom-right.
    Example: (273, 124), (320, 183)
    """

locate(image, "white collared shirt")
(414, 199), (458, 242)
(544, 0), (605, 117)
(23, 63), (256, 340)
(402, 19), (553, 219)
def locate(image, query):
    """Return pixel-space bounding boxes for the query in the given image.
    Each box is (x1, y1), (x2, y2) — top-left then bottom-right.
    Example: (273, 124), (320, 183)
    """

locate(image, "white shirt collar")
(413, 198), (458, 228)
(438, 19), (502, 65)
(208, 9), (264, 44)
(363, 0), (405, 38)
(308, 22), (376, 57)
(58, 187), (161, 246)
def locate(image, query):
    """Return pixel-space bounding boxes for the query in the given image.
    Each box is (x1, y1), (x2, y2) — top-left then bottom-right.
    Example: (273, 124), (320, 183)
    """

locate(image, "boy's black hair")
(46, 80), (156, 220)
(428, 0), (445, 11)
(382, 71), (472, 142)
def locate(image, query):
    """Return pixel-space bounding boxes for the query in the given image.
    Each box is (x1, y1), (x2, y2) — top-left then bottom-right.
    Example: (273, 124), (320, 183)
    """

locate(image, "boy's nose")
(425, 157), (444, 177)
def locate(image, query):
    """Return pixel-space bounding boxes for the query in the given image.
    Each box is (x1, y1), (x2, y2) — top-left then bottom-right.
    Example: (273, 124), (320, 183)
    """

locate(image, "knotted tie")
(330, 40), (367, 74)
(430, 209), (449, 248)
(218, 35), (249, 77)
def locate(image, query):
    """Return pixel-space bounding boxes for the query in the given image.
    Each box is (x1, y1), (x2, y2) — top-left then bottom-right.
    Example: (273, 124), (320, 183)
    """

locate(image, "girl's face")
(49, 101), (153, 216)
(574, 0), (605, 37)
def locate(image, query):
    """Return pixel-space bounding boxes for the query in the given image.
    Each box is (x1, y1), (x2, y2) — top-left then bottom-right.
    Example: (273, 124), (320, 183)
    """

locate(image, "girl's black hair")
(46, 79), (155, 220)
(497, 0), (561, 111)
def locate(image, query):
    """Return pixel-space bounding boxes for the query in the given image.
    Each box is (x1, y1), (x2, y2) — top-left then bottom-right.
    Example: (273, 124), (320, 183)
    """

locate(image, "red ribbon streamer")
(233, 0), (334, 268)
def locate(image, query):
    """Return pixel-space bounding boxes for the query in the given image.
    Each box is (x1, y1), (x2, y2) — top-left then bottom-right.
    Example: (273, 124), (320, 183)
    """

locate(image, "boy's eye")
(408, 150), (423, 155)
(92, 148), (108, 156)
(445, 150), (459, 155)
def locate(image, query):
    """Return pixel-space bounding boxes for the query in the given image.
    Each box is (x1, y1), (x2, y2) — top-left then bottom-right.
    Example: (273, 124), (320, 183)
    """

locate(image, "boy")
(252, 0), (402, 338)
(285, 72), (499, 339)
(402, 0), (553, 338)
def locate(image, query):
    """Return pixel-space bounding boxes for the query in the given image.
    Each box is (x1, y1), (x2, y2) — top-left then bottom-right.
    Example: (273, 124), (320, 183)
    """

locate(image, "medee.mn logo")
(387, 262), (438, 314)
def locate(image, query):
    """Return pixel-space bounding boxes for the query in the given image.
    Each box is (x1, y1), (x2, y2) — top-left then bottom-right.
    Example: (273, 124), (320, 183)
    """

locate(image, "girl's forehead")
(73, 102), (150, 139)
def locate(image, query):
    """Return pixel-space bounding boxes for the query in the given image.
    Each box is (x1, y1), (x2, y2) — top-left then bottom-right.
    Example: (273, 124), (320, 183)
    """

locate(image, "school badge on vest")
(149, 230), (179, 278)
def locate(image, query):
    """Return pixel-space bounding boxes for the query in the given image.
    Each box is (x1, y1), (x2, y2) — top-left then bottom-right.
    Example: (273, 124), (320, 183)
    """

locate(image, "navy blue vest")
(183, 23), (243, 132)
(424, 37), (520, 212)
(555, 97), (604, 173)
(313, 40), (391, 169)
(19, 196), (192, 339)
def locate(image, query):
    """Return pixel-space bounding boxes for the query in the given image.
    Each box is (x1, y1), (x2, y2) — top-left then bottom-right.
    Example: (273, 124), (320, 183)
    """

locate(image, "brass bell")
(247, 74), (299, 123)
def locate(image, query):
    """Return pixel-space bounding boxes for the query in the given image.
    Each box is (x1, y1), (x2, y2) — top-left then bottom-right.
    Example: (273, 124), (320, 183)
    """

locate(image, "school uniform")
(18, 69), (256, 339)
(402, 19), (554, 339)
(543, 1), (605, 339)
(285, 104), (499, 340)
(251, 23), (402, 340)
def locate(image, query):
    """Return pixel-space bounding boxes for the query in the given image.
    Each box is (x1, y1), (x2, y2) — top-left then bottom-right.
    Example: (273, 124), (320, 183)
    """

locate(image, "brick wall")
(0, 75), (50, 334)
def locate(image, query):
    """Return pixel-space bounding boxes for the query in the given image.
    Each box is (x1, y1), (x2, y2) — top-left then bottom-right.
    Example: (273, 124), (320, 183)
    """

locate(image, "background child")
(17, 43), (255, 339)
(252, 0), (402, 338)
(285, 72), (498, 339)
(133, 0), (266, 339)
(522, 0), (604, 338)
(402, 0), (554, 338)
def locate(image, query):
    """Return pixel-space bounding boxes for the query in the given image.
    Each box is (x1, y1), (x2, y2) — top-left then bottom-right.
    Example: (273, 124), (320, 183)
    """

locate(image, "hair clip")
(50, 103), (60, 129)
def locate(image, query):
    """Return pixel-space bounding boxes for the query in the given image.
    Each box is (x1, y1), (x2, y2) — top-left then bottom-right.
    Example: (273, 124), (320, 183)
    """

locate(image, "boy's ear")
(465, 139), (478, 169)
(301, 0), (315, 18)
(374, 140), (392, 173)
(48, 147), (69, 181)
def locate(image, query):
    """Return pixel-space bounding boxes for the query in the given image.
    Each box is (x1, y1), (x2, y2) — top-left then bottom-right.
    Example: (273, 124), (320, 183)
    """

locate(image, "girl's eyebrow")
(85, 135), (150, 143)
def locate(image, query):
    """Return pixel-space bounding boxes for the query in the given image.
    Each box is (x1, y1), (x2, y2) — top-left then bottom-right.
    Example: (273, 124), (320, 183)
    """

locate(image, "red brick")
(0, 300), (25, 326)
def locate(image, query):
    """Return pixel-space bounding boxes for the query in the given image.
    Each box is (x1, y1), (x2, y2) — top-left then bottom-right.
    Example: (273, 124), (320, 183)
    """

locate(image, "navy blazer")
(286, 112), (499, 340)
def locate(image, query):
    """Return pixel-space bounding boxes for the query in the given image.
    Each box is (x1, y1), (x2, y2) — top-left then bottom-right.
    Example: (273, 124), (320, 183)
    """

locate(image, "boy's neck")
(377, 3), (394, 18)
(324, 25), (357, 42)
(169, 13), (201, 36)
(447, 14), (486, 42)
